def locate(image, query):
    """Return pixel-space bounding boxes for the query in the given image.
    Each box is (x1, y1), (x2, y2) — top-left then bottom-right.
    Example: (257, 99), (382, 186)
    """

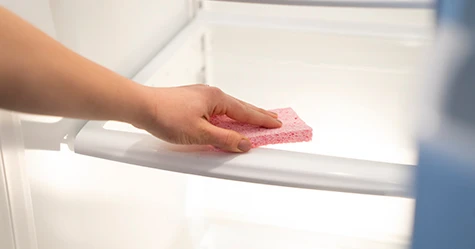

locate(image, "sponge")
(209, 107), (313, 148)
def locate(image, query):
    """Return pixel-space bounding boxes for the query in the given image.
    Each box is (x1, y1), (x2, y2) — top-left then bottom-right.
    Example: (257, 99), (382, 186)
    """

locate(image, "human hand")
(134, 84), (282, 153)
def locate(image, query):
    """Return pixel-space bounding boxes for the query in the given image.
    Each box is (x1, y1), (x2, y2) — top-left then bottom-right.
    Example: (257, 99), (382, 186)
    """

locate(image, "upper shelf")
(207, 0), (434, 9)
(74, 7), (434, 198)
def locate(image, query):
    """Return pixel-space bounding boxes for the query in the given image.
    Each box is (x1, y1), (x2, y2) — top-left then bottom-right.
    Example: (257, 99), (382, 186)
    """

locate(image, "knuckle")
(240, 105), (254, 123)
(208, 86), (223, 97)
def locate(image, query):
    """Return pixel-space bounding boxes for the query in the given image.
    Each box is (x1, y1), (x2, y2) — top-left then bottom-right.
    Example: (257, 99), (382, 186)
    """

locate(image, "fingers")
(205, 86), (278, 122)
(200, 120), (252, 152)
(231, 96), (278, 118)
(224, 97), (282, 129)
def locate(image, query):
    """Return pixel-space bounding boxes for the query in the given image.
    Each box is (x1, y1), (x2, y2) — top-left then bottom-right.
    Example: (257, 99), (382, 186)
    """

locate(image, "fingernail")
(277, 119), (282, 124)
(238, 139), (252, 152)
(269, 111), (278, 118)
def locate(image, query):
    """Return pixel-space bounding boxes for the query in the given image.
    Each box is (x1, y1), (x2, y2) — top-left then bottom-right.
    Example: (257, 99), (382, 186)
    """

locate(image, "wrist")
(123, 83), (156, 130)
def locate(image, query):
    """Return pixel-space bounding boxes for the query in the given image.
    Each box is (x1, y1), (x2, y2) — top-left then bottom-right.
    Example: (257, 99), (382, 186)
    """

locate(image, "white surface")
(0, 0), (56, 38)
(186, 175), (414, 246)
(26, 147), (188, 249)
(196, 217), (410, 249)
(214, 0), (432, 4)
(5, 1), (194, 249)
(203, 0), (434, 26)
(0, 122), (16, 249)
(190, 10), (427, 242)
(49, 0), (192, 78)
(0, 111), (38, 249)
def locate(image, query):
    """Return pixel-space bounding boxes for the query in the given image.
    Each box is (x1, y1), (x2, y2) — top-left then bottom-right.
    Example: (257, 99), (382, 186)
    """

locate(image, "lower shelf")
(173, 217), (410, 249)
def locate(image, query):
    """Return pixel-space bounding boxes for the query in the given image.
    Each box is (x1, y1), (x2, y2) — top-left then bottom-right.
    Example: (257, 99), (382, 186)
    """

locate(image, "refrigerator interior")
(97, 4), (434, 249)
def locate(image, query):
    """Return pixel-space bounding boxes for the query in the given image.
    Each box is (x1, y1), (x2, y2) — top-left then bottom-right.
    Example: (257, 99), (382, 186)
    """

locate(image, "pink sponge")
(209, 107), (313, 148)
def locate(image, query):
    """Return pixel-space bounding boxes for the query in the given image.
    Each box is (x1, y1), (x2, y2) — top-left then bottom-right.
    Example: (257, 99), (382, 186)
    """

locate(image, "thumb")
(200, 120), (252, 153)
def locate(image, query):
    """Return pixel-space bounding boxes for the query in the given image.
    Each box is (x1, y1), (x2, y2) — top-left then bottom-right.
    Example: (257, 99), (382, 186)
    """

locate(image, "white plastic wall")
(0, 111), (38, 249)
(49, 0), (192, 77)
(1, 1), (193, 249)
(0, 0), (56, 37)
(1, 1), (434, 248)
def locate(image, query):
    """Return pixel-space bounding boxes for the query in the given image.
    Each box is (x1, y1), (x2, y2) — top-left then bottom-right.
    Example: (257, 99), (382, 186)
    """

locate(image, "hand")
(135, 84), (282, 153)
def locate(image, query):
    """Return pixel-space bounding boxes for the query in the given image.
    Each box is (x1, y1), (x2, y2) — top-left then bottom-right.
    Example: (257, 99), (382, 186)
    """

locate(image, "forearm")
(0, 6), (151, 125)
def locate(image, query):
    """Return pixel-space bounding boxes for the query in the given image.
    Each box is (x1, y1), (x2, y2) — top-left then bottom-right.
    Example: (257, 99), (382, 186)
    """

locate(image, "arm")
(0, 6), (149, 125)
(0, 7), (281, 152)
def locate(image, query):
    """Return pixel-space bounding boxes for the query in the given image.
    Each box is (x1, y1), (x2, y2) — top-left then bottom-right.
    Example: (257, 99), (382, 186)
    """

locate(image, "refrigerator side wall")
(2, 1), (196, 249)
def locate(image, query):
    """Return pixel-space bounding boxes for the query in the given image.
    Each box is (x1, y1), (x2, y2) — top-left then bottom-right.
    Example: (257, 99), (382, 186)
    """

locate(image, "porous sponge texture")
(209, 107), (313, 148)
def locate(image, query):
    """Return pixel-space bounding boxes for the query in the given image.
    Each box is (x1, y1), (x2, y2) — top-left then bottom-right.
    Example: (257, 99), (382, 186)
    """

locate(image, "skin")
(0, 6), (282, 153)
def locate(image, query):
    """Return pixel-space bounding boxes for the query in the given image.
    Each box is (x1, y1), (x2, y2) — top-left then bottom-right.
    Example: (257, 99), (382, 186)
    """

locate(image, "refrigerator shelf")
(75, 8), (432, 198)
